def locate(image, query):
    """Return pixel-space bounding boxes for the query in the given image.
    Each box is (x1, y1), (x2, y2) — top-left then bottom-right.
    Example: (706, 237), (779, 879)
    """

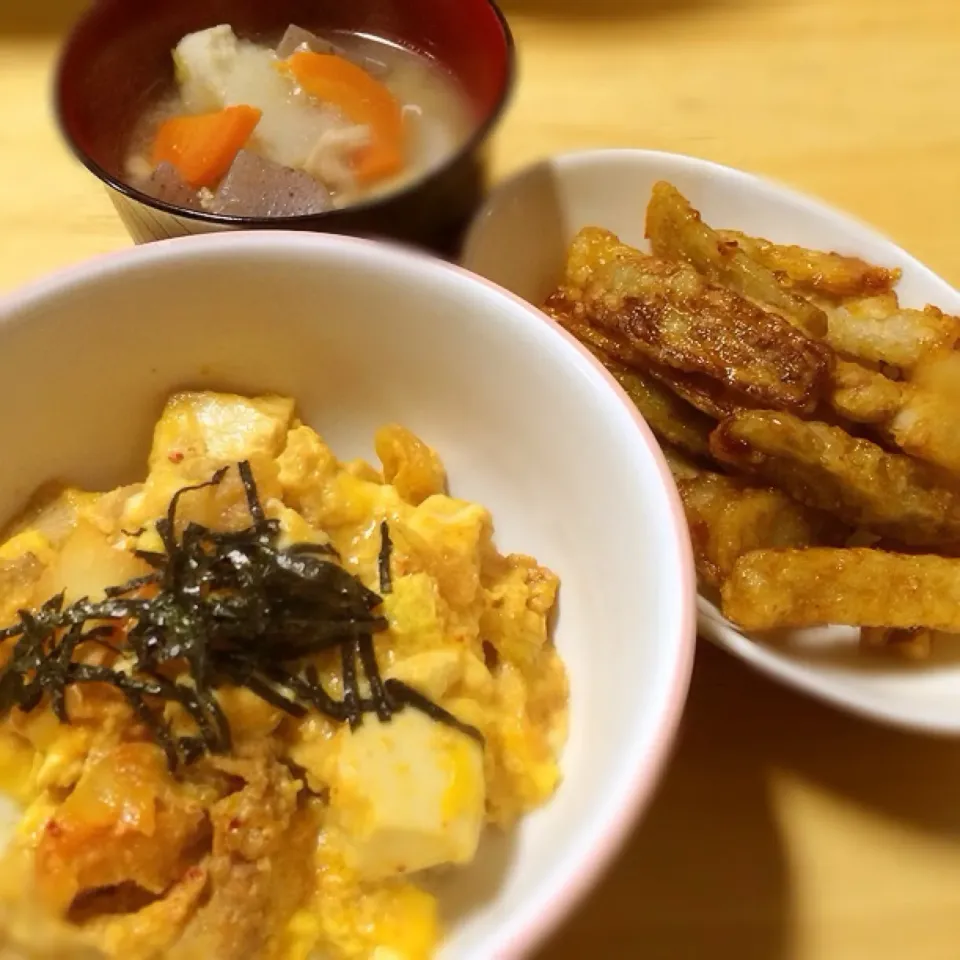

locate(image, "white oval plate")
(462, 148), (960, 735)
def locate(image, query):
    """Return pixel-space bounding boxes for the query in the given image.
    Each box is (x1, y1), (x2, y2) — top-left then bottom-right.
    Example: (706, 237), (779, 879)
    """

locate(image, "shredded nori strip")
(0, 461), (482, 770)
(358, 634), (391, 722)
(378, 520), (393, 595)
(341, 639), (361, 729)
(384, 679), (485, 745)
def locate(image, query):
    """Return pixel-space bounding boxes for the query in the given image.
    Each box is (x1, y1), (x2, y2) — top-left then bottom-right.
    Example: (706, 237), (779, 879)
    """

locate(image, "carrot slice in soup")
(280, 52), (404, 184)
(152, 105), (263, 189)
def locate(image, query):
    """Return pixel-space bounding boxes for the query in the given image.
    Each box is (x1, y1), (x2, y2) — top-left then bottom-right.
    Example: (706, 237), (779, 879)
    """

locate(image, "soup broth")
(124, 25), (476, 217)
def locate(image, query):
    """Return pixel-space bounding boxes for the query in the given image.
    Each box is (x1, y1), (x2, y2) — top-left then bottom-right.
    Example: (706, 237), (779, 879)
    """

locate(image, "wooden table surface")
(2, 0), (960, 957)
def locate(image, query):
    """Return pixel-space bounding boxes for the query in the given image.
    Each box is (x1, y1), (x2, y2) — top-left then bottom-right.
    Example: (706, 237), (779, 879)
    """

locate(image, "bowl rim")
(52, 0), (516, 227)
(462, 145), (943, 275)
(0, 230), (696, 958)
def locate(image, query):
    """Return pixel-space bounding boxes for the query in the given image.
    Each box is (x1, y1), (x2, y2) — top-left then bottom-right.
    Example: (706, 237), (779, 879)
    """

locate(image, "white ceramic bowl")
(0, 232), (695, 958)
(462, 148), (960, 736)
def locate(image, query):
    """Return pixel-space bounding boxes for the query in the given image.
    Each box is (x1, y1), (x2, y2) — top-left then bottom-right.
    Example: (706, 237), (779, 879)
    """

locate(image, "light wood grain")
(2, 1), (960, 957)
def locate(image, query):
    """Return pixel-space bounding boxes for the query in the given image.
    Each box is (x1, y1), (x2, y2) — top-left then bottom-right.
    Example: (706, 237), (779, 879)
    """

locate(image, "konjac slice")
(275, 24), (389, 78)
(210, 150), (331, 217)
(142, 162), (202, 210)
(276, 24), (344, 60)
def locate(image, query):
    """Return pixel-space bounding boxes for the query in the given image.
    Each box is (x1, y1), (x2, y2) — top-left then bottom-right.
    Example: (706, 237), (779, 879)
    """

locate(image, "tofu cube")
(148, 391), (295, 470)
(328, 709), (485, 880)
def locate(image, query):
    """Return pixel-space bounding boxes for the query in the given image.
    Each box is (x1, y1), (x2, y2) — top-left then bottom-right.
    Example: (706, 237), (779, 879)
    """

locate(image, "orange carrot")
(152, 105), (262, 189)
(279, 52), (404, 184)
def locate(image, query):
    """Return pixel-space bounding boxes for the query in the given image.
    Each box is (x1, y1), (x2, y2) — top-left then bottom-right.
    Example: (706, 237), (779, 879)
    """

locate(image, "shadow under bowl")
(55, 0), (515, 252)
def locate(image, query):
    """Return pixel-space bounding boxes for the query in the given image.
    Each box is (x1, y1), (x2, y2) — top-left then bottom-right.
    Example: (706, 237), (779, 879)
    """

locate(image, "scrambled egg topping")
(0, 392), (568, 960)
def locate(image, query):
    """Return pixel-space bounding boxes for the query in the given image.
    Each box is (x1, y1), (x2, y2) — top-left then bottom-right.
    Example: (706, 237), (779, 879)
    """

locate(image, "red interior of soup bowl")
(56, 0), (513, 217)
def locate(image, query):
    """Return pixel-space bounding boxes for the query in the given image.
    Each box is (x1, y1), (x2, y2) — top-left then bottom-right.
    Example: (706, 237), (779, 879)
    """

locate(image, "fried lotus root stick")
(645, 181), (827, 338)
(559, 228), (833, 415)
(547, 290), (743, 420)
(605, 362), (715, 460)
(887, 352), (960, 477)
(544, 299), (715, 459)
(677, 472), (842, 589)
(545, 292), (740, 421)
(828, 359), (907, 424)
(722, 548), (960, 632)
(823, 357), (960, 479)
(715, 229), (901, 299)
(819, 294), (960, 373)
(710, 410), (960, 546)
(639, 364), (744, 420)
(656, 189), (956, 395)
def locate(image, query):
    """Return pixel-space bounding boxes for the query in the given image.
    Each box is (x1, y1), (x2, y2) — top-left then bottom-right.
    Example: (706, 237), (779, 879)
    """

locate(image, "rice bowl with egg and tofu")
(0, 391), (568, 960)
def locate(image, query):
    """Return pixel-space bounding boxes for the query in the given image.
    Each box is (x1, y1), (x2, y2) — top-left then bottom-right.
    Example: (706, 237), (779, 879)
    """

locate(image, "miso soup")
(124, 24), (475, 217)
